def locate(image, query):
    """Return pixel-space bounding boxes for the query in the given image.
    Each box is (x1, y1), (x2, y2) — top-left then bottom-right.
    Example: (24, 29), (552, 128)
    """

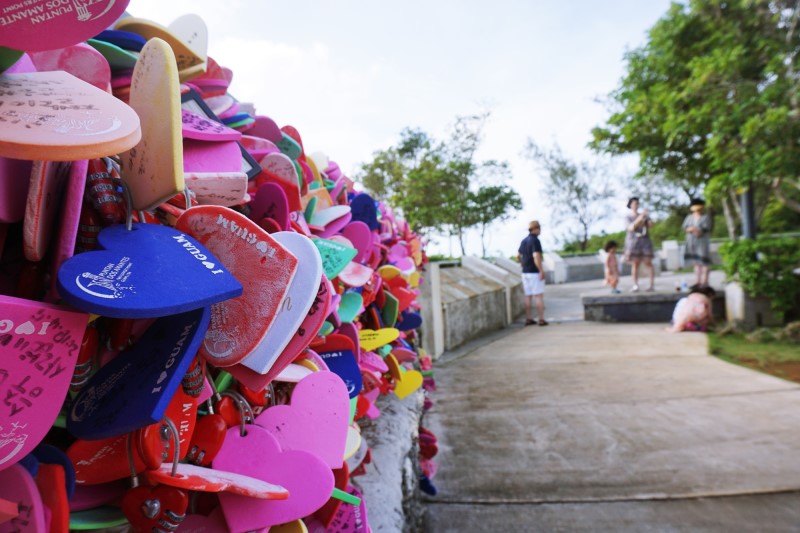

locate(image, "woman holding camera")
(623, 197), (655, 292)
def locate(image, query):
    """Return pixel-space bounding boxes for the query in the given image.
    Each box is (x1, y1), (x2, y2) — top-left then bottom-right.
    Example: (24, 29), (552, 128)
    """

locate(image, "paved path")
(423, 274), (800, 532)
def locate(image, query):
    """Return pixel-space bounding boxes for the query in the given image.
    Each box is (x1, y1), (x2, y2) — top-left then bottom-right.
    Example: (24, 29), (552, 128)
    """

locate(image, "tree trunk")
(457, 227), (466, 256)
(773, 177), (800, 213)
(721, 195), (738, 241)
(480, 224), (487, 258)
(729, 188), (743, 221)
(580, 222), (589, 251)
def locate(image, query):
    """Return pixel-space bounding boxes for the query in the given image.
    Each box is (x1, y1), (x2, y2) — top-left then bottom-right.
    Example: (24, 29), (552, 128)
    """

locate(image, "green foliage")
(592, 0), (800, 235)
(467, 180), (523, 257)
(709, 330), (800, 383)
(560, 230), (625, 255)
(356, 113), (522, 255)
(523, 141), (616, 251)
(720, 236), (800, 318)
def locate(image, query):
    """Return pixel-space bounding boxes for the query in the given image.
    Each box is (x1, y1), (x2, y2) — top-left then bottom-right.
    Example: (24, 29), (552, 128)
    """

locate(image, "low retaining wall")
(418, 258), (525, 359)
(583, 291), (726, 323)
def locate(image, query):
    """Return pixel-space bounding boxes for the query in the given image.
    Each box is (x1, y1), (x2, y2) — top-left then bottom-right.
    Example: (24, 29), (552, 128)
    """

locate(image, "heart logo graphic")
(239, 231), (322, 375)
(175, 206), (298, 367)
(67, 307), (210, 440)
(214, 426), (334, 530)
(57, 223), (242, 319)
(255, 372), (350, 469)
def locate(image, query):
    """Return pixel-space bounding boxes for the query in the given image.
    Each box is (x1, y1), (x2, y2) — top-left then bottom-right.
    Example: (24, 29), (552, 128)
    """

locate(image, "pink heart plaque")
(228, 275), (331, 392)
(239, 232), (322, 375)
(184, 172), (248, 207)
(0, 71), (141, 161)
(255, 372), (350, 469)
(0, 1), (130, 53)
(182, 110), (242, 142)
(340, 222), (372, 263)
(28, 43), (111, 92)
(328, 486), (369, 533)
(23, 160), (70, 262)
(175, 206), (298, 367)
(249, 182), (290, 231)
(49, 159), (89, 299)
(0, 464), (45, 533)
(214, 426), (334, 531)
(0, 158), (32, 223)
(0, 296), (87, 472)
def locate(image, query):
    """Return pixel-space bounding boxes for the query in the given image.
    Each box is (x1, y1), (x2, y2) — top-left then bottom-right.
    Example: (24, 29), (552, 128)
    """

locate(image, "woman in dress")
(623, 197), (654, 292)
(682, 198), (712, 288)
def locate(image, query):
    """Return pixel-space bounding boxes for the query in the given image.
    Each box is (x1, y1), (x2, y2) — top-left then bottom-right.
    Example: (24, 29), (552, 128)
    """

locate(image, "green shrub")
(720, 236), (800, 319)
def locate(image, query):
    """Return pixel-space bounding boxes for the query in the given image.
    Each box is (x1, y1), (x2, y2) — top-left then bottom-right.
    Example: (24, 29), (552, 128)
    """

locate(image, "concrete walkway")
(423, 275), (800, 532)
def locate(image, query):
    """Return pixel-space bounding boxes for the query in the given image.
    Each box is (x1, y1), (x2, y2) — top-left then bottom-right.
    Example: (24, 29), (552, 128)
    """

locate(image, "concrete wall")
(418, 259), (522, 359)
(440, 265), (507, 353)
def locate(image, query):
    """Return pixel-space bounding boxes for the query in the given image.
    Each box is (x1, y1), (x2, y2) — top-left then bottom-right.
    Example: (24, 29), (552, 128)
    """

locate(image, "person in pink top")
(604, 240), (621, 294)
(667, 286), (715, 332)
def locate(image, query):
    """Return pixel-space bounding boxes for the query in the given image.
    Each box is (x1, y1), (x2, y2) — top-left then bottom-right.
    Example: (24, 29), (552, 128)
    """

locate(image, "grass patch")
(709, 331), (800, 383)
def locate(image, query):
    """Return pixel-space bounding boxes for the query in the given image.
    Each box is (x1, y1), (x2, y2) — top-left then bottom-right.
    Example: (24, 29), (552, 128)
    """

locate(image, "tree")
(592, 0), (800, 238)
(467, 180), (523, 257)
(357, 113), (522, 256)
(523, 141), (616, 251)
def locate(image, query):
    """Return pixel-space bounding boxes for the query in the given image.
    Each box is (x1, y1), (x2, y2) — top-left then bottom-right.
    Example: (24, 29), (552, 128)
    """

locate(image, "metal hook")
(220, 390), (254, 437)
(183, 187), (192, 210)
(266, 382), (277, 407)
(161, 416), (180, 478)
(205, 376), (220, 415)
(126, 432), (139, 488)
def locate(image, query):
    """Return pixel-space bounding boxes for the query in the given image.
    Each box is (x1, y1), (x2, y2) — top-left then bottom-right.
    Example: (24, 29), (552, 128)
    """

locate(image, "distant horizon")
(130, 0), (673, 256)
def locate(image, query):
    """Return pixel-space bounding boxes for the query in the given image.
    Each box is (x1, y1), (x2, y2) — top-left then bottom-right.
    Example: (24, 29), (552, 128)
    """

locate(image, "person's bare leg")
(701, 265), (710, 286)
(535, 294), (545, 323)
(524, 295), (532, 322)
(694, 264), (702, 286)
(645, 259), (655, 290)
(631, 260), (640, 289)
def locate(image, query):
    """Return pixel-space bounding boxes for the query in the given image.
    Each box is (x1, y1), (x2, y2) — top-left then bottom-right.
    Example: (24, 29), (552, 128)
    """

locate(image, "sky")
(130, 0), (673, 257)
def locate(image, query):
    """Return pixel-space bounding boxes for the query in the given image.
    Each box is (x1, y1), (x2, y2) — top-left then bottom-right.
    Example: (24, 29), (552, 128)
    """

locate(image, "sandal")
(525, 319), (536, 326)
(538, 320), (549, 326)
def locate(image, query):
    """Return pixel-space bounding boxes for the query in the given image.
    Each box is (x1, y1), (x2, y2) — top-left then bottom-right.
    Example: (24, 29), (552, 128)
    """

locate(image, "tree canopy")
(357, 113), (522, 256)
(523, 141), (616, 251)
(591, 0), (800, 237)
